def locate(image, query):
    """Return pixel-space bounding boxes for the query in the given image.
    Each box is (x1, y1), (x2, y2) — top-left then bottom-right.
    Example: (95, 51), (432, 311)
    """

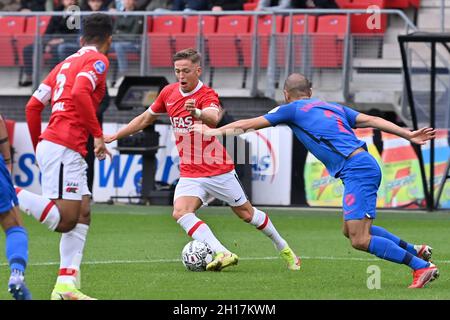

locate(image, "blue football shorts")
(339, 151), (382, 221)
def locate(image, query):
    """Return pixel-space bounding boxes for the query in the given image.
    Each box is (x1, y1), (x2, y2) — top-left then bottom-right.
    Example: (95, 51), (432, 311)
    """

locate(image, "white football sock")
(56, 223), (89, 286)
(177, 213), (229, 253)
(15, 187), (60, 231)
(249, 207), (287, 251)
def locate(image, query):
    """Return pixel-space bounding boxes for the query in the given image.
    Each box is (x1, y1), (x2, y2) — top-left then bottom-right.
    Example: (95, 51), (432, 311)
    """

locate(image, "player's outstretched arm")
(192, 116), (271, 137)
(104, 111), (158, 143)
(355, 113), (436, 145)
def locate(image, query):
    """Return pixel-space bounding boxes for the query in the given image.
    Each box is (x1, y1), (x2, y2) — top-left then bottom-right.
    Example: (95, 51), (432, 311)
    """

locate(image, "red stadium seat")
(173, 16), (217, 53)
(409, 0), (420, 7)
(4, 119), (15, 145)
(0, 36), (16, 67)
(276, 15), (317, 68)
(152, 15), (184, 33)
(334, 0), (352, 7)
(0, 16), (26, 34)
(243, 2), (257, 10)
(183, 15), (217, 34)
(15, 16), (51, 66)
(240, 15), (283, 68)
(0, 17), (26, 67)
(148, 16), (183, 67)
(206, 15), (250, 68)
(342, 0), (387, 33)
(312, 15), (347, 68)
(385, 0), (409, 8)
(342, 0), (386, 7)
(25, 16), (51, 34)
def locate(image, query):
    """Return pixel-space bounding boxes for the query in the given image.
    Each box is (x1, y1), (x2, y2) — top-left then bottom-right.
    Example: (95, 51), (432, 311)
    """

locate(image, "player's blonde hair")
(173, 48), (201, 65)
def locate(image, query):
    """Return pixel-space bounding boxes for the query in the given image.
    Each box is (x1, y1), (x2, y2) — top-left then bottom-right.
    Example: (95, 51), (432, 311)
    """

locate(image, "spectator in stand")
(145, 0), (172, 11)
(0, 0), (21, 11)
(80, 0), (109, 10)
(172, 0), (211, 11)
(257, 0), (337, 10)
(111, 0), (144, 83)
(107, 0), (150, 9)
(306, 0), (338, 8)
(56, 0), (109, 63)
(19, 0), (47, 11)
(210, 0), (244, 11)
(20, 0), (80, 87)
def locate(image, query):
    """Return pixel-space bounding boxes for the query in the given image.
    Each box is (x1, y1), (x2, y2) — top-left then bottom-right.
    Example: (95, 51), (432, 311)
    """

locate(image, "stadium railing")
(0, 9), (417, 102)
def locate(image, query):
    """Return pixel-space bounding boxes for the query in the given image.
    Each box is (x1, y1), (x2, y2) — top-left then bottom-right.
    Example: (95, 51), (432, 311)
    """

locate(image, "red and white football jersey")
(28, 46), (109, 157)
(149, 81), (234, 178)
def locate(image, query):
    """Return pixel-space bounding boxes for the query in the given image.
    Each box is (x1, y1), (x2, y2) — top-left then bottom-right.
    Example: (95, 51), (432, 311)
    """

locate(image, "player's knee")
(172, 208), (190, 221)
(350, 237), (369, 251)
(56, 216), (78, 233)
(79, 209), (91, 225)
(238, 208), (253, 222)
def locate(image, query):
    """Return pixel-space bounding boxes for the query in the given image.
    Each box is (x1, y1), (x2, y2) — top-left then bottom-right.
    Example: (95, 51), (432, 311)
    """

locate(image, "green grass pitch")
(0, 204), (449, 300)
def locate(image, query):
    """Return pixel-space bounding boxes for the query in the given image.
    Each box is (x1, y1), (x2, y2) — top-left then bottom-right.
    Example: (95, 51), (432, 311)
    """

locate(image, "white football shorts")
(174, 169), (248, 207)
(36, 140), (91, 201)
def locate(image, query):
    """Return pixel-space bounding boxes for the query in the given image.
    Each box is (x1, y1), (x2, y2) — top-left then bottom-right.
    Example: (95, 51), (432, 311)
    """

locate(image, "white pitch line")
(1, 255), (449, 267)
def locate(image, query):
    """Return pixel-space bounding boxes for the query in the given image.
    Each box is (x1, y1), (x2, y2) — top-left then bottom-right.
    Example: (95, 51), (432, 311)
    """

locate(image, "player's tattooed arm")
(355, 113), (436, 145)
(192, 116), (271, 137)
(104, 111), (157, 143)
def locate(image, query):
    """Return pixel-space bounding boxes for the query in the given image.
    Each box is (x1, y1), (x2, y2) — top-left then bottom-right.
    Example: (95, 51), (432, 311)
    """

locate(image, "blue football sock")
(368, 236), (429, 270)
(5, 226), (28, 274)
(370, 225), (417, 255)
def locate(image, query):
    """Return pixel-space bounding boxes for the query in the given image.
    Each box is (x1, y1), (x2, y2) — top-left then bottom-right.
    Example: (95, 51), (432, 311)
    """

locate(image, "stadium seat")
(149, 16), (184, 67)
(312, 15), (347, 68)
(240, 15), (283, 68)
(409, 0), (420, 7)
(0, 16), (26, 34)
(173, 16), (217, 53)
(183, 15), (217, 34)
(152, 15), (184, 33)
(243, 2), (257, 10)
(276, 15), (317, 68)
(341, 0), (387, 33)
(0, 36), (16, 67)
(16, 16), (51, 66)
(385, 0), (409, 8)
(0, 16), (26, 67)
(25, 16), (51, 34)
(334, 0), (352, 7)
(206, 15), (250, 68)
(4, 119), (15, 145)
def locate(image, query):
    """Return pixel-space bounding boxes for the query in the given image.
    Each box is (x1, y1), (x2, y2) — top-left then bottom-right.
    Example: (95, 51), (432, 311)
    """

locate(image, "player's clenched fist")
(185, 99), (202, 118)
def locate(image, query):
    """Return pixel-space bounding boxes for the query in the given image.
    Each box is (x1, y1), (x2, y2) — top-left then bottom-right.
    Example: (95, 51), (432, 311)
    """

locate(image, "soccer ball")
(181, 240), (214, 272)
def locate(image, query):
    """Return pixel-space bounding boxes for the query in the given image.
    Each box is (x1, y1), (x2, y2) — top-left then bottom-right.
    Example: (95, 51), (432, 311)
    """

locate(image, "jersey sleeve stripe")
(147, 107), (165, 116)
(202, 107), (220, 112)
(76, 72), (96, 90)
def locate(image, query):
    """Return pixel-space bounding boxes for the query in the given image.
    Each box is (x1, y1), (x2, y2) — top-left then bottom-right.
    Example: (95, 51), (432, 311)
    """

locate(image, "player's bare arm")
(0, 115), (12, 172)
(104, 111), (158, 143)
(192, 116), (271, 137)
(355, 113), (436, 145)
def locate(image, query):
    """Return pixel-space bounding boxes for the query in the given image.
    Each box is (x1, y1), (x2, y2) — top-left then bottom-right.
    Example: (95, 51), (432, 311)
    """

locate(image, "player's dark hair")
(284, 73), (312, 97)
(173, 48), (201, 65)
(82, 13), (113, 44)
